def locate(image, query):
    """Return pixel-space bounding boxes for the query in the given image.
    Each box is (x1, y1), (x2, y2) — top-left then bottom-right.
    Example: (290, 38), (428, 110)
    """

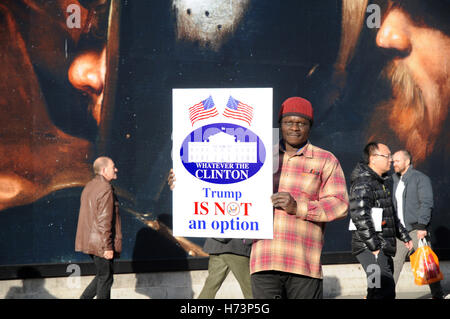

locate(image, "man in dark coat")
(349, 142), (412, 299)
(392, 150), (445, 299)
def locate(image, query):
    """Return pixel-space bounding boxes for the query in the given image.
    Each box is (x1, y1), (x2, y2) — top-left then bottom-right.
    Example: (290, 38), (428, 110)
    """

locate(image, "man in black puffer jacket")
(349, 142), (412, 299)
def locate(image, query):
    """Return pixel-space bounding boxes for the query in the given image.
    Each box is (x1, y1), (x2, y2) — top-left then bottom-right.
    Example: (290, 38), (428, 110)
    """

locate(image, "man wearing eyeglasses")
(250, 97), (349, 299)
(349, 142), (412, 299)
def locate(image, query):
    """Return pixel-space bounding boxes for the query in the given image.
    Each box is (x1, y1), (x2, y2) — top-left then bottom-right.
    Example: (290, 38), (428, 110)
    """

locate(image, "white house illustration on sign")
(188, 131), (257, 163)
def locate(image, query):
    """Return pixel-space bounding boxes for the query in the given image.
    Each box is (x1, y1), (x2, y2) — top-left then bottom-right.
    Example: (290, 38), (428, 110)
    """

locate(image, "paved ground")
(333, 292), (450, 299)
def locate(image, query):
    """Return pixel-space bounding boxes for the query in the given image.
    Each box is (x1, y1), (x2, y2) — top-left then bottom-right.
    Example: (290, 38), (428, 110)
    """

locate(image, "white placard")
(172, 88), (273, 239)
(348, 207), (383, 232)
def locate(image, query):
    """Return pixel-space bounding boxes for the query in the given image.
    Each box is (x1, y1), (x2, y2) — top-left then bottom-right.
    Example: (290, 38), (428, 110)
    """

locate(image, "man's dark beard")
(368, 60), (446, 164)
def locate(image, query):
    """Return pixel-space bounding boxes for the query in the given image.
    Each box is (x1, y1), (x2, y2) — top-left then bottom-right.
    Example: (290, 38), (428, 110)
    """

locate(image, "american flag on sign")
(223, 96), (254, 125)
(188, 96), (219, 126)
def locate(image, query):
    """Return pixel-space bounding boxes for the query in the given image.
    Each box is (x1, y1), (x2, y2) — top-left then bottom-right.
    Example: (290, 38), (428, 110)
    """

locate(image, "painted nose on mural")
(376, 8), (412, 54)
(68, 48), (107, 125)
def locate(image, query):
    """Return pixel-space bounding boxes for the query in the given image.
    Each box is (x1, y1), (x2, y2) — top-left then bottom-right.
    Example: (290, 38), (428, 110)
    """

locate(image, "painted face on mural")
(0, 0), (255, 211)
(369, 0), (450, 164)
(0, 0), (110, 211)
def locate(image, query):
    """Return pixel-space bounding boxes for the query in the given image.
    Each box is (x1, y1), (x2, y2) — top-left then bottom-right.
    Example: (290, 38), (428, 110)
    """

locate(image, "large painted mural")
(0, 0), (449, 269)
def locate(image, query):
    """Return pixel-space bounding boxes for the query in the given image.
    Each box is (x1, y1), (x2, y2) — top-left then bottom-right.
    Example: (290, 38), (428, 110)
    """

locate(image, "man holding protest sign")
(250, 97), (349, 299)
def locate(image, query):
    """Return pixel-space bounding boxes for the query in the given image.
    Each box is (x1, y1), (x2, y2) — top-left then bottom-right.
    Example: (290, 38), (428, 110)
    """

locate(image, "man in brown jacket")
(75, 156), (122, 299)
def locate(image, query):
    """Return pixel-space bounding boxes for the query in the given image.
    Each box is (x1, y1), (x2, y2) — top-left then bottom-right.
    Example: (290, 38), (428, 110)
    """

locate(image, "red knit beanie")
(278, 97), (314, 125)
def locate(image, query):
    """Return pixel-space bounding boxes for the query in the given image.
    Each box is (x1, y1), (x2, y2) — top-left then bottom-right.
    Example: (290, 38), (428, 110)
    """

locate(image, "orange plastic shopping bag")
(410, 239), (444, 285)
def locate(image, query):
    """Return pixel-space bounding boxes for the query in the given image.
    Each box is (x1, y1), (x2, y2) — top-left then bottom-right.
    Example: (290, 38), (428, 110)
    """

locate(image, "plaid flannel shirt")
(250, 142), (349, 279)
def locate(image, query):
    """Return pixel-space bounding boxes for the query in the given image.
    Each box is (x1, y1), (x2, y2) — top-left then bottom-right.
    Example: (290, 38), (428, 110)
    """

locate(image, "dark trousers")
(80, 255), (114, 299)
(356, 250), (395, 299)
(251, 271), (323, 299)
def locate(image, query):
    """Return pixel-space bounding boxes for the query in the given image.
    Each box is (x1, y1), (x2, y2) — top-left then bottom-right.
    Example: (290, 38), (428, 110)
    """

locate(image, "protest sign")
(172, 88), (273, 239)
